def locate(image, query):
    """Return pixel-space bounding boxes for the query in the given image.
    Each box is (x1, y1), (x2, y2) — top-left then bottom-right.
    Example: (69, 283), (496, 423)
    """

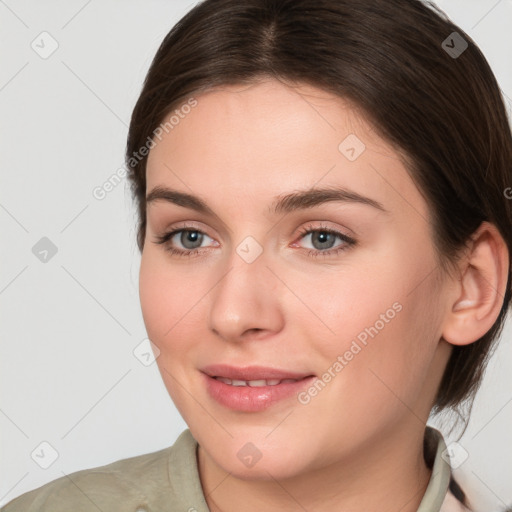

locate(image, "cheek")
(139, 253), (171, 339)
(294, 245), (442, 417)
(138, 250), (215, 373)
(344, 284), (442, 426)
(139, 250), (203, 341)
(139, 252), (200, 412)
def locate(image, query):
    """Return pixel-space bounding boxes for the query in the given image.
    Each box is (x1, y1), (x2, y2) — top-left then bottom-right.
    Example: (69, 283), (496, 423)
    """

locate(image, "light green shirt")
(1, 426), (470, 511)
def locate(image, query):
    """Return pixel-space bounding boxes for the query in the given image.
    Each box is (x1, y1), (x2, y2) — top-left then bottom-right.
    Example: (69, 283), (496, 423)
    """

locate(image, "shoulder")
(1, 443), (176, 512)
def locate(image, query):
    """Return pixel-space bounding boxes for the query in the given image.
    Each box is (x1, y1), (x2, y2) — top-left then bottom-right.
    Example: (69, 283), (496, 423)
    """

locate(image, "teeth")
(214, 377), (299, 386)
(216, 377), (234, 385)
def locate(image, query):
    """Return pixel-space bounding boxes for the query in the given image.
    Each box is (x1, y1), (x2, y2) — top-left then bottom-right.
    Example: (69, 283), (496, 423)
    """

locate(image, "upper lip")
(201, 364), (314, 381)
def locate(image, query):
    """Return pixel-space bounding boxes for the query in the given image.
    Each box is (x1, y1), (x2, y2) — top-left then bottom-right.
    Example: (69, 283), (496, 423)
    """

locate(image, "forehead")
(145, 79), (429, 223)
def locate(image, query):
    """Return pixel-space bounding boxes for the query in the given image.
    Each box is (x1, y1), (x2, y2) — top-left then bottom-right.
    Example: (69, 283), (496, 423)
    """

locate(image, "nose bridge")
(208, 237), (283, 340)
(218, 231), (270, 294)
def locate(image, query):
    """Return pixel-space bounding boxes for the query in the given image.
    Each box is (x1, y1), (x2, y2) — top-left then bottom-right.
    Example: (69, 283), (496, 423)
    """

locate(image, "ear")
(442, 221), (510, 346)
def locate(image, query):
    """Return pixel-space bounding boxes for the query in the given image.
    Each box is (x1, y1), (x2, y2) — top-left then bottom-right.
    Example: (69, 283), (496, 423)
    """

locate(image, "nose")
(208, 247), (285, 343)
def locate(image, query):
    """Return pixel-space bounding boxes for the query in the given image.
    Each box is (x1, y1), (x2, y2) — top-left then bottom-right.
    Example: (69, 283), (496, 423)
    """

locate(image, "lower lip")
(202, 372), (316, 412)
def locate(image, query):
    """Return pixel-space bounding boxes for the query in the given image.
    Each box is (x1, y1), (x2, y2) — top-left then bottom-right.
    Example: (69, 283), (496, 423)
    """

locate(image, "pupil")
(181, 230), (202, 249)
(313, 231), (334, 249)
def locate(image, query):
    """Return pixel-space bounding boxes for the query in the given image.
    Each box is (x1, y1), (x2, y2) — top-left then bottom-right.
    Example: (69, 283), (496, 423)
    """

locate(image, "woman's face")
(140, 79), (453, 479)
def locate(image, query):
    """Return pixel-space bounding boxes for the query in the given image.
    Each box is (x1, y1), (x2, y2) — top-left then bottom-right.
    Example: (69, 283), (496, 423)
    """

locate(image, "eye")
(293, 223), (356, 258)
(153, 226), (217, 257)
(152, 222), (356, 259)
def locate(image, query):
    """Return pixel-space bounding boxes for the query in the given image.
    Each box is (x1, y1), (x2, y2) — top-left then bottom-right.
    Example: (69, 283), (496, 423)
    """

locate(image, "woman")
(3, 0), (511, 510)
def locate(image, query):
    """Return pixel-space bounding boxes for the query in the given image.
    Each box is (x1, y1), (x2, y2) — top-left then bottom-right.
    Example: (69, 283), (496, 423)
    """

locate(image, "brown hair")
(126, 0), (512, 426)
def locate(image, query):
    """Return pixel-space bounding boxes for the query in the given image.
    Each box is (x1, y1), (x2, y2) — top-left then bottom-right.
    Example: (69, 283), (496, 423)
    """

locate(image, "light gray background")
(1, 0), (511, 509)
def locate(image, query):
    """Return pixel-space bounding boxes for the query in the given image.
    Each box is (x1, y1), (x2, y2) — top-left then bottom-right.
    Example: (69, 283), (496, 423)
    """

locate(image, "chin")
(199, 433), (312, 481)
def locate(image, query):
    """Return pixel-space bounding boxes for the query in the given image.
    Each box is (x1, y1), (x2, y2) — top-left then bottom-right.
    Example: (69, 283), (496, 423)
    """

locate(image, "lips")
(200, 363), (314, 381)
(200, 364), (316, 412)
(214, 377), (300, 387)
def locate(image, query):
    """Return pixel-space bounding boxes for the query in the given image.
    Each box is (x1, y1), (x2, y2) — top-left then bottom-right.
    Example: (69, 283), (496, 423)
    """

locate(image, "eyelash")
(153, 222), (356, 259)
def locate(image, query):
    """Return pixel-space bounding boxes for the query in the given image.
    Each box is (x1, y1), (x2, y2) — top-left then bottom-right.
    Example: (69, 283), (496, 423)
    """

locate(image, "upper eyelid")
(165, 221), (347, 236)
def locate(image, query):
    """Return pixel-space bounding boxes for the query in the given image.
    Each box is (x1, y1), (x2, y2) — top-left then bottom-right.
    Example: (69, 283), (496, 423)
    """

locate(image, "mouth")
(201, 363), (314, 381)
(200, 364), (316, 412)
(212, 376), (310, 387)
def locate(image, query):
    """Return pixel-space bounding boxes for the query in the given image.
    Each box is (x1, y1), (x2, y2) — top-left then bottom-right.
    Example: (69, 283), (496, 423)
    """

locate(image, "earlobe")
(442, 221), (509, 347)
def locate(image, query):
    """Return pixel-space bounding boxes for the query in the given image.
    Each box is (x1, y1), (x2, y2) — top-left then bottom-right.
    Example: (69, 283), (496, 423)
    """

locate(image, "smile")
(213, 377), (302, 387)
(203, 372), (316, 412)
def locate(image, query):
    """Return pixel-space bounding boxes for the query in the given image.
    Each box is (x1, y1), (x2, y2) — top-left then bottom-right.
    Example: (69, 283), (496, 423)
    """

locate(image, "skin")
(139, 78), (508, 512)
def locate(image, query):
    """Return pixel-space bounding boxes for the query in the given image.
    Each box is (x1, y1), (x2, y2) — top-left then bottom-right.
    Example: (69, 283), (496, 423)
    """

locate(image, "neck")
(197, 423), (432, 512)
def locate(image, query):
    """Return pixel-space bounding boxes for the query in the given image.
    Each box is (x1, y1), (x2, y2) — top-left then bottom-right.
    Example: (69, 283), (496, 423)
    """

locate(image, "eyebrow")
(146, 185), (389, 216)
